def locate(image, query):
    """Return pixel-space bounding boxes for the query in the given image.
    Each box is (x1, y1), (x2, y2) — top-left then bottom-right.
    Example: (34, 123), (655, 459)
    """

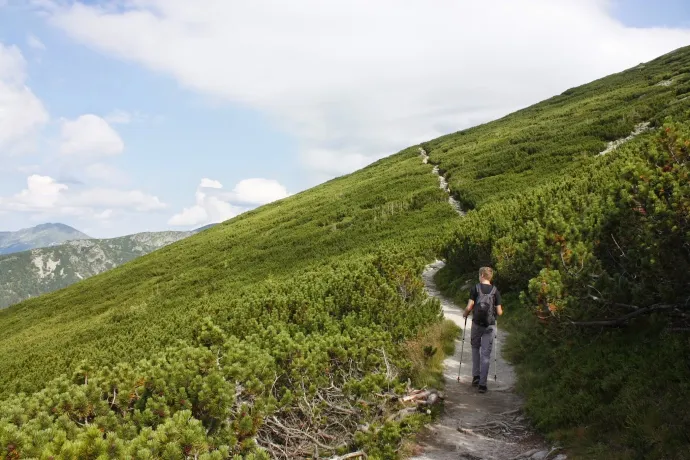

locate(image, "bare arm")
(463, 299), (474, 318)
(497, 305), (503, 316)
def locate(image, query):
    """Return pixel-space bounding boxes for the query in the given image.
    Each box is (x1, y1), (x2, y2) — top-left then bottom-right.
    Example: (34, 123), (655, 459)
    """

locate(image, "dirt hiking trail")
(408, 268), (568, 459)
(403, 149), (567, 459)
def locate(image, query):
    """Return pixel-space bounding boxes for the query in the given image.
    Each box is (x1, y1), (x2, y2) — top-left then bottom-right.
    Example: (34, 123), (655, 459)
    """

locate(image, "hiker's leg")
(479, 326), (494, 386)
(470, 323), (482, 378)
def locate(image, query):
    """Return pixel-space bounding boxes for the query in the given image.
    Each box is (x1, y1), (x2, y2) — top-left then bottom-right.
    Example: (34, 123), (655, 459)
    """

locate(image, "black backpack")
(474, 283), (497, 327)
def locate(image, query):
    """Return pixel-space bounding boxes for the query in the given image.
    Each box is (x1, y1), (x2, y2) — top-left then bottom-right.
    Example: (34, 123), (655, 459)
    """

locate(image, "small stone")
(511, 449), (539, 459)
(552, 455), (567, 460)
(530, 451), (548, 460)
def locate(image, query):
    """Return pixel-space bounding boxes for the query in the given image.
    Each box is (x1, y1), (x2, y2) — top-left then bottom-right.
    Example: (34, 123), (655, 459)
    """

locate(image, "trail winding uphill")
(410, 261), (566, 460)
(419, 148), (465, 216)
(410, 148), (566, 459)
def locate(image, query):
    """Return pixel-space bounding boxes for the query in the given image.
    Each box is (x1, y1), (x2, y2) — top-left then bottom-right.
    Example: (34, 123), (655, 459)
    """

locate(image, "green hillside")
(1, 46), (689, 459)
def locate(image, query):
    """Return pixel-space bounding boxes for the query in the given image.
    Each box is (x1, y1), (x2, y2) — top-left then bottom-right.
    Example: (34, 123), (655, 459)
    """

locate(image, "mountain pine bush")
(2, 45), (690, 459)
(438, 119), (690, 458)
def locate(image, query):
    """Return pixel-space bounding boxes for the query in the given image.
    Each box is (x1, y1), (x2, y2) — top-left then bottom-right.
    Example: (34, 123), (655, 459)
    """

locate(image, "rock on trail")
(597, 122), (651, 156)
(409, 260), (565, 460)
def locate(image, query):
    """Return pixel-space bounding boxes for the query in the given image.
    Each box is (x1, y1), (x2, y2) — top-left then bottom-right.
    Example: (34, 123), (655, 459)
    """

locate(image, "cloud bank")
(169, 177), (290, 227)
(59, 114), (124, 157)
(40, 0), (690, 179)
(0, 42), (49, 154)
(0, 174), (166, 218)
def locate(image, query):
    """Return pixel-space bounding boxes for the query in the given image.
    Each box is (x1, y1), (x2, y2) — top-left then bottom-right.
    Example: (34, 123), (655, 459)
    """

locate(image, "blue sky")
(611, 0), (690, 28)
(0, 0), (689, 237)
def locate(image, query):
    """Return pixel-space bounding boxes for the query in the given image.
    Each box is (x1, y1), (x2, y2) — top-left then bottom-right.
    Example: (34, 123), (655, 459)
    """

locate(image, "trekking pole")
(494, 319), (498, 382)
(457, 316), (468, 382)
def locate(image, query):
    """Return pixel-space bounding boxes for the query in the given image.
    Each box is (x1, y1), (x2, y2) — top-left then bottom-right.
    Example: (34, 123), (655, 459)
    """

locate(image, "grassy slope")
(423, 47), (690, 210)
(1, 45), (688, 458)
(0, 150), (457, 395)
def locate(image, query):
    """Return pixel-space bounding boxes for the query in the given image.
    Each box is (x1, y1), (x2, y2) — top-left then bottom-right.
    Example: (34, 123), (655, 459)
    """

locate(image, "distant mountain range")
(0, 223), (218, 309)
(0, 223), (91, 255)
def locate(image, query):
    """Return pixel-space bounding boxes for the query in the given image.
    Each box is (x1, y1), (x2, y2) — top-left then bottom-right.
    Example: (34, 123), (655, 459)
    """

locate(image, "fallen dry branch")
(330, 451), (367, 460)
(570, 304), (683, 327)
(255, 380), (441, 459)
(461, 411), (532, 443)
(401, 388), (441, 406)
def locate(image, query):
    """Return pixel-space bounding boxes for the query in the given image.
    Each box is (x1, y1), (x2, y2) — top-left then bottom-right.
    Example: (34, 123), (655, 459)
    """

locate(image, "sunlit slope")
(423, 46), (690, 209)
(2, 45), (689, 399)
(0, 150), (456, 394)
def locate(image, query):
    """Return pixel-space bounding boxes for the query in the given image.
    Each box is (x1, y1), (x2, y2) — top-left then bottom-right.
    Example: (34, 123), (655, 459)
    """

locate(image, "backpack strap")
(489, 286), (497, 296)
(477, 283), (487, 301)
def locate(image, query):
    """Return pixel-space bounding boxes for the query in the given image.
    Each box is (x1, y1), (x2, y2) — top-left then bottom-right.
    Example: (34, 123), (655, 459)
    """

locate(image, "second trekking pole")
(494, 319), (498, 382)
(457, 316), (468, 382)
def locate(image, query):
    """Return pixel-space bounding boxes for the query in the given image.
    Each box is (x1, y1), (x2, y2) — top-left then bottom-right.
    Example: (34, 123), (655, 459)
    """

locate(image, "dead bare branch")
(611, 234), (626, 257)
(571, 304), (682, 327)
(330, 451), (368, 460)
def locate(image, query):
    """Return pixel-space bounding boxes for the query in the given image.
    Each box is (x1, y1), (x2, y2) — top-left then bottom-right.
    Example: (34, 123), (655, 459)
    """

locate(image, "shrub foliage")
(2, 45), (690, 459)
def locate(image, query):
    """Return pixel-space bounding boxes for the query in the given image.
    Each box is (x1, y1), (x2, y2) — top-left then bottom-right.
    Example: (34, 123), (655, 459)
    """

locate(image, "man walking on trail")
(463, 266), (503, 393)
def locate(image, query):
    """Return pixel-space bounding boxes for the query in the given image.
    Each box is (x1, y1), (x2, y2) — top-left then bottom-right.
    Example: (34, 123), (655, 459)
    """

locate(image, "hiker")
(462, 266), (503, 393)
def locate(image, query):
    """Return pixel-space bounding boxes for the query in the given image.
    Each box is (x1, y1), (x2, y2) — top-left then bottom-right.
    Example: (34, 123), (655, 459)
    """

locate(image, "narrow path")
(410, 261), (565, 460)
(419, 148), (465, 216)
(597, 121), (651, 156)
(410, 145), (565, 459)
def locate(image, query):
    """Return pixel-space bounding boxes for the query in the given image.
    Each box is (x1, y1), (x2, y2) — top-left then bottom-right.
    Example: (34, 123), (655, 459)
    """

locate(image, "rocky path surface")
(409, 261), (565, 460)
(409, 146), (566, 460)
(597, 121), (651, 156)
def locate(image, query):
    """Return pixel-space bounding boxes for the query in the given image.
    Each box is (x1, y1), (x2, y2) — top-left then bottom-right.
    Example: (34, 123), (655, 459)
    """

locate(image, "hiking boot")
(472, 376), (480, 386)
(478, 385), (487, 393)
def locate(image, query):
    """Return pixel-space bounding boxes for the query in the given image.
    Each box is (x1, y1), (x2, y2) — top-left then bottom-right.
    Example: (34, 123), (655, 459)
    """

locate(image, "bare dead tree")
(570, 303), (683, 327)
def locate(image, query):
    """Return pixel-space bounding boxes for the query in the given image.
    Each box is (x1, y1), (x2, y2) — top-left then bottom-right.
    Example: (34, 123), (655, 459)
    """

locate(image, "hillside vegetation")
(1, 46), (689, 459)
(0, 231), (198, 309)
(432, 49), (690, 459)
(0, 152), (458, 458)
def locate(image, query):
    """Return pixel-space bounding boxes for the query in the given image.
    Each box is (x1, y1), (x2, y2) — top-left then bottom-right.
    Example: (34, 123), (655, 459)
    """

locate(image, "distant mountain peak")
(0, 223), (91, 255)
(0, 229), (195, 308)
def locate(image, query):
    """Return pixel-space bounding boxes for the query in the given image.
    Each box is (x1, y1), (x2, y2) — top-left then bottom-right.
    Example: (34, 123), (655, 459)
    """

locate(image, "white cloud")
(168, 203), (208, 227)
(168, 179), (241, 227)
(40, 0), (690, 178)
(0, 174), (166, 216)
(0, 42), (49, 154)
(27, 34), (46, 51)
(104, 109), (161, 125)
(224, 178), (290, 206)
(200, 178), (222, 189)
(94, 209), (112, 220)
(59, 114), (124, 157)
(169, 177), (289, 226)
(69, 188), (166, 211)
(1, 174), (67, 211)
